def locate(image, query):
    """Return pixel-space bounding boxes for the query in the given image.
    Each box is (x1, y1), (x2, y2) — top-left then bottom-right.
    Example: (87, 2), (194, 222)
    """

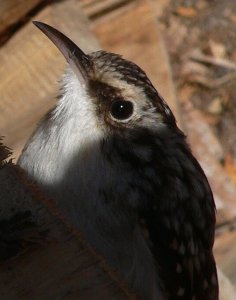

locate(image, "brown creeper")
(18, 22), (219, 300)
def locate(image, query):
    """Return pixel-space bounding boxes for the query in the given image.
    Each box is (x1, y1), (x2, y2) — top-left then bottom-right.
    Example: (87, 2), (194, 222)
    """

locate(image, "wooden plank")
(0, 0), (43, 37)
(215, 230), (236, 289)
(148, 0), (171, 18)
(80, 0), (136, 19)
(217, 268), (236, 300)
(182, 103), (236, 224)
(92, 0), (182, 126)
(0, 0), (100, 159)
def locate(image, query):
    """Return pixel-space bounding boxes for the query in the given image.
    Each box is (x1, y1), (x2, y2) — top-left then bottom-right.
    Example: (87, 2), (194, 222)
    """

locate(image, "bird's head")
(33, 21), (177, 140)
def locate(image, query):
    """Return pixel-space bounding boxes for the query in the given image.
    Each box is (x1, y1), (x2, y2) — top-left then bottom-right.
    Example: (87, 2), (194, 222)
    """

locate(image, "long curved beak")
(33, 21), (92, 84)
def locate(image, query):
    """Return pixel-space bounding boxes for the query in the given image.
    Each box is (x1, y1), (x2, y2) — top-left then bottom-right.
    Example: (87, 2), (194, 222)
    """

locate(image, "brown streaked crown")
(88, 51), (176, 127)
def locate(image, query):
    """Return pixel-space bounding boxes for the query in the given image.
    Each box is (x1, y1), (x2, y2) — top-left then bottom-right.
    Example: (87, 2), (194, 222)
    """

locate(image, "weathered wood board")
(80, 0), (136, 18)
(182, 103), (236, 223)
(215, 230), (236, 289)
(0, 0), (43, 36)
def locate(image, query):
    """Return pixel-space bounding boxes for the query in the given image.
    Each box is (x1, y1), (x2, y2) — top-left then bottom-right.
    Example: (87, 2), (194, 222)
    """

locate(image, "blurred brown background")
(0, 0), (236, 296)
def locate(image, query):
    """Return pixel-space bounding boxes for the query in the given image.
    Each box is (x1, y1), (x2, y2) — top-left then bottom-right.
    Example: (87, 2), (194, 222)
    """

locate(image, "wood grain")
(80, 0), (136, 18)
(0, 0), (43, 36)
(182, 103), (236, 223)
(215, 230), (236, 289)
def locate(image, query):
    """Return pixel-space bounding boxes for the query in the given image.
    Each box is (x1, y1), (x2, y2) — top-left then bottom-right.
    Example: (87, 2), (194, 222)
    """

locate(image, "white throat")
(19, 68), (104, 195)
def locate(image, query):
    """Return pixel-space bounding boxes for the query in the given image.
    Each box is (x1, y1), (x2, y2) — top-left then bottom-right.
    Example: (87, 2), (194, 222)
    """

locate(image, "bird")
(18, 21), (219, 300)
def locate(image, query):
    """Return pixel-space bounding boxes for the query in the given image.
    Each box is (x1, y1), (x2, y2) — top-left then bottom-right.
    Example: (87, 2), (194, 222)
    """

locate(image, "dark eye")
(110, 100), (134, 120)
